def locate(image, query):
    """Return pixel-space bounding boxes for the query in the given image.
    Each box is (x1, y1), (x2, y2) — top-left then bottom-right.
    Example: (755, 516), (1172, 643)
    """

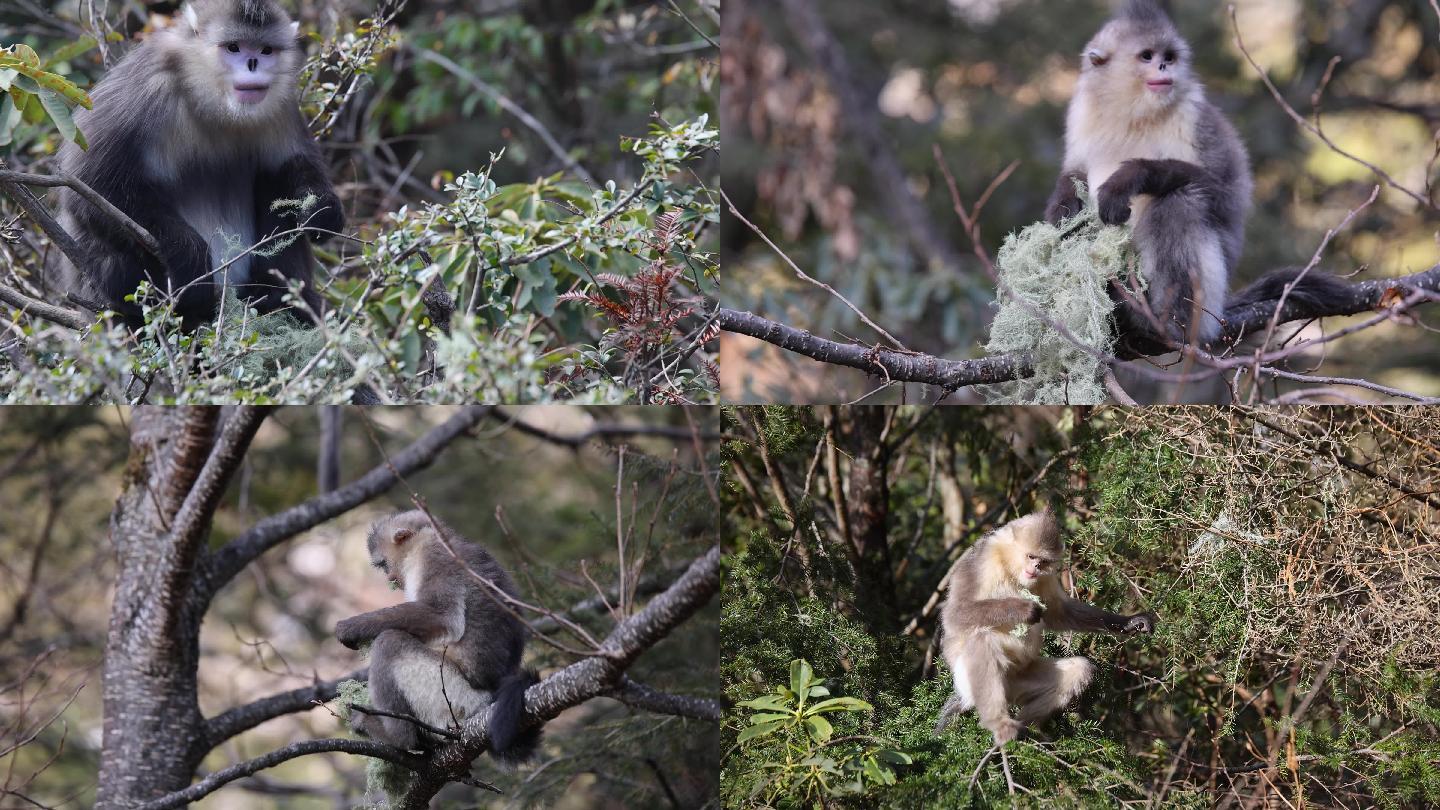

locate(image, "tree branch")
(203, 669), (367, 750)
(0, 282), (92, 330)
(721, 261), (1440, 393)
(0, 168), (165, 265)
(488, 408), (721, 448)
(171, 407), (273, 553)
(199, 406), (492, 602)
(717, 307), (1027, 389)
(133, 738), (430, 810)
(607, 676), (722, 721)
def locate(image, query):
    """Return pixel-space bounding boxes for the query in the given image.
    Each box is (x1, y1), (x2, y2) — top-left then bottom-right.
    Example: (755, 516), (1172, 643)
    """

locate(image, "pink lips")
(1146, 79), (1174, 92)
(234, 84), (270, 104)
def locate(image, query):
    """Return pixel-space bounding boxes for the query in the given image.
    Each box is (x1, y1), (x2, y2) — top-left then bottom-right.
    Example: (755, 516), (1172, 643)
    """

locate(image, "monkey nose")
(247, 58), (258, 71)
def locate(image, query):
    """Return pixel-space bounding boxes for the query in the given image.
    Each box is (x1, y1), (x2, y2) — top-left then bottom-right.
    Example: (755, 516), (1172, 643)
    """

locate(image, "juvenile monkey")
(936, 510), (1156, 746)
(335, 511), (541, 763)
(1045, 0), (1342, 345)
(56, 0), (343, 328)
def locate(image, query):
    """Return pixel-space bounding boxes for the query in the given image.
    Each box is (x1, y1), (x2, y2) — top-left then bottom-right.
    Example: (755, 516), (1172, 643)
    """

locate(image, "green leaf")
(803, 714), (833, 743)
(44, 37), (99, 68)
(746, 712), (791, 725)
(789, 659), (814, 699)
(874, 749), (913, 764)
(736, 720), (783, 744)
(806, 697), (873, 715)
(736, 695), (790, 712)
(36, 87), (80, 144)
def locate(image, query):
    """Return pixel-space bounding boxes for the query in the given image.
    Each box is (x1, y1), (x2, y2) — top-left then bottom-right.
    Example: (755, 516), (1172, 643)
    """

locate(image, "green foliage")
(983, 186), (1139, 405)
(0, 41), (95, 149)
(731, 659), (912, 807)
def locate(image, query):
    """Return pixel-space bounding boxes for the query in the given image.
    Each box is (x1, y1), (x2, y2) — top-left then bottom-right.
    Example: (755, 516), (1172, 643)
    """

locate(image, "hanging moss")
(215, 290), (368, 390)
(982, 188), (1139, 405)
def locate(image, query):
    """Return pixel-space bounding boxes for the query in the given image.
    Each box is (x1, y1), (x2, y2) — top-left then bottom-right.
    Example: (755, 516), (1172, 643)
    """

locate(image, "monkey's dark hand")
(1097, 179), (1136, 226)
(1122, 612), (1157, 634)
(335, 616), (369, 650)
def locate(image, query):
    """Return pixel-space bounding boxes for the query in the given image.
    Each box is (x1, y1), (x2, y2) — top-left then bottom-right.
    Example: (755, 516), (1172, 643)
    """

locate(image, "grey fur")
(336, 511), (540, 762)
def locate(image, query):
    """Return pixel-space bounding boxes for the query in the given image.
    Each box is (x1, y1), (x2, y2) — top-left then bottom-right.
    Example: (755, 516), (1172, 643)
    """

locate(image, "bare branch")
(607, 676), (722, 721)
(203, 669), (367, 750)
(133, 738), (433, 810)
(0, 283), (92, 331)
(200, 406), (492, 602)
(171, 407), (274, 552)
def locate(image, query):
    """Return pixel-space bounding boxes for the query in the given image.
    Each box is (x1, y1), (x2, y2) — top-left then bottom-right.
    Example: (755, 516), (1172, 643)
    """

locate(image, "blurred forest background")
(722, 406), (1440, 807)
(0, 0), (718, 403)
(0, 406), (719, 808)
(722, 0), (1440, 404)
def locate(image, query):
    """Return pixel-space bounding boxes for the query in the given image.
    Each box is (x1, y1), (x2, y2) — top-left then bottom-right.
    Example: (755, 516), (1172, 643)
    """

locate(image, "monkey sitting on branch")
(336, 511), (542, 763)
(53, 0), (344, 329)
(936, 510), (1156, 746)
(1042, 0), (1346, 347)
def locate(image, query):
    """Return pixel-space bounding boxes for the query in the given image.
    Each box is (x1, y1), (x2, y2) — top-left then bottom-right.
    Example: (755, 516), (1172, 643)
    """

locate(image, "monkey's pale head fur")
(366, 510), (441, 591)
(1078, 0), (1197, 122)
(151, 0), (302, 128)
(989, 510), (1064, 589)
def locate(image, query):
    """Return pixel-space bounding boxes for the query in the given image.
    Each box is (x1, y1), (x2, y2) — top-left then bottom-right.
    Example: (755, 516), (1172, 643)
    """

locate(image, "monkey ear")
(182, 4), (200, 34)
(393, 529), (414, 545)
(290, 20), (300, 37)
(1086, 49), (1109, 67)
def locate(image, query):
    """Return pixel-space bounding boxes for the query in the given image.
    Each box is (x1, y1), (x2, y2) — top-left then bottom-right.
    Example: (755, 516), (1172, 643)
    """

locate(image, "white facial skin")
(219, 40), (279, 105)
(1081, 21), (1191, 118)
(1015, 547), (1054, 587)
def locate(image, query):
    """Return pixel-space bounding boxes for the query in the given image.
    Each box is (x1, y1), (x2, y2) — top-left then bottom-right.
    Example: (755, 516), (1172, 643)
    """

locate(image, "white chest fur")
(175, 178), (256, 284)
(1065, 93), (1200, 201)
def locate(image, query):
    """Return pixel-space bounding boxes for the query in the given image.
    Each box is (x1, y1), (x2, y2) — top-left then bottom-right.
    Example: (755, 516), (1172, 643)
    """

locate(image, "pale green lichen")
(1011, 587), (1045, 637)
(983, 185), (1140, 404)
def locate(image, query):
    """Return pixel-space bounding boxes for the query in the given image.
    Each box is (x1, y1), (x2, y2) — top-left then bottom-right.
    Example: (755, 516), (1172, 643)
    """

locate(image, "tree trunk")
(840, 407), (898, 635)
(95, 407), (213, 807)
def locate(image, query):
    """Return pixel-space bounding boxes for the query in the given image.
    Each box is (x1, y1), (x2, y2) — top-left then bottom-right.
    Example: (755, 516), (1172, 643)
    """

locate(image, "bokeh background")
(722, 0), (1440, 403)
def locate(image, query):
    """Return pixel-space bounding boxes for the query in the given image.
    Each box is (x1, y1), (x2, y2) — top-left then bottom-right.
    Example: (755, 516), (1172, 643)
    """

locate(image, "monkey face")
(1081, 20), (1192, 118)
(175, 2), (302, 123)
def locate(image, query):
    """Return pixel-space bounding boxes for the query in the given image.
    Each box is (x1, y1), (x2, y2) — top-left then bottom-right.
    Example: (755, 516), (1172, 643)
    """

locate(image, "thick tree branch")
(393, 545), (721, 808)
(607, 676), (722, 721)
(171, 407), (273, 553)
(721, 262), (1440, 392)
(203, 669), (367, 750)
(199, 406), (492, 602)
(718, 307), (1028, 388)
(0, 168), (165, 265)
(133, 738), (429, 810)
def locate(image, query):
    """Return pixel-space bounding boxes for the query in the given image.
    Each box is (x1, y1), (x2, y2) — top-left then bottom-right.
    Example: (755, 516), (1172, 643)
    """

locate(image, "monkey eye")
(225, 42), (240, 53)
(371, 559), (388, 571)
(261, 46), (273, 55)
(1163, 49), (1177, 63)
(1140, 49), (1156, 62)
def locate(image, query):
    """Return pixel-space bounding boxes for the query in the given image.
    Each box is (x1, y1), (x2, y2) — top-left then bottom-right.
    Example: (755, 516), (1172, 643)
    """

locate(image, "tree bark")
(840, 407), (898, 635)
(96, 407), (218, 807)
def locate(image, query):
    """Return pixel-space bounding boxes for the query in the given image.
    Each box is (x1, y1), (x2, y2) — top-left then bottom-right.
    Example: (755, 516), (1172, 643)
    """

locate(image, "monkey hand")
(987, 717), (1023, 746)
(334, 616), (370, 649)
(1024, 601), (1046, 625)
(1122, 612), (1157, 634)
(1097, 183), (1134, 226)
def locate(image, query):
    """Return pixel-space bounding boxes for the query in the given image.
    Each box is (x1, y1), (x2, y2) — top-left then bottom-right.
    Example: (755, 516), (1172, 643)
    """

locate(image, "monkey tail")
(488, 668), (542, 766)
(1226, 268), (1353, 313)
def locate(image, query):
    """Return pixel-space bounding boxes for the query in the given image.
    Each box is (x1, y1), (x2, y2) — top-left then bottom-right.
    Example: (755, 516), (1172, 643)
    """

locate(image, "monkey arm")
(948, 597), (1044, 630)
(1096, 158), (1210, 225)
(1043, 597), (1156, 635)
(255, 145), (345, 242)
(1044, 170), (1087, 225)
(335, 602), (451, 649)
